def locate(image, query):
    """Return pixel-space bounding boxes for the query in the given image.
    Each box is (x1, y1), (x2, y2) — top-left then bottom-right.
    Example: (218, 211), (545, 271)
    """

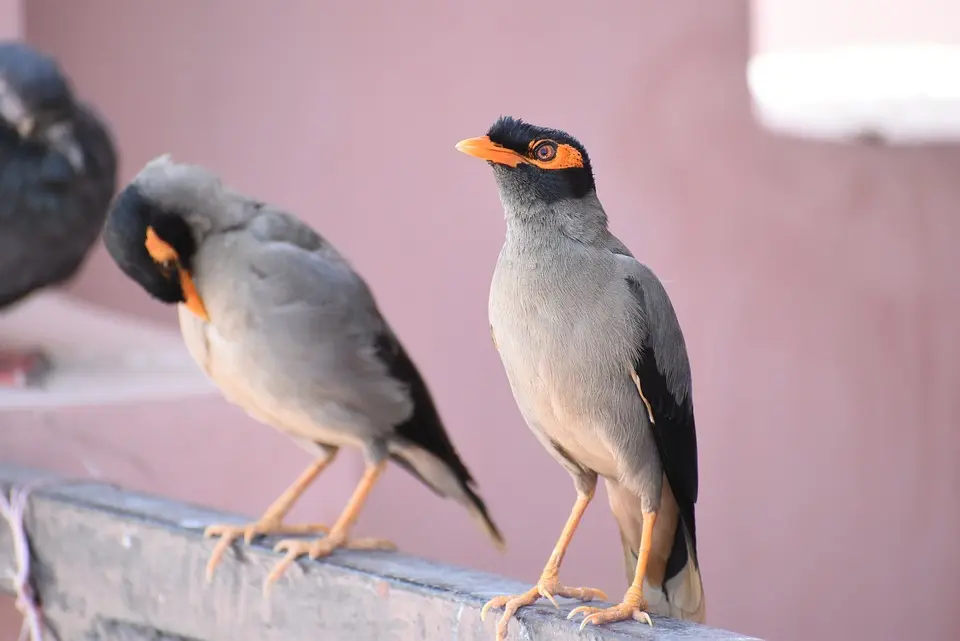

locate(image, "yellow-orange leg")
(481, 486), (608, 641)
(204, 452), (337, 581)
(265, 460), (396, 592)
(568, 510), (657, 630)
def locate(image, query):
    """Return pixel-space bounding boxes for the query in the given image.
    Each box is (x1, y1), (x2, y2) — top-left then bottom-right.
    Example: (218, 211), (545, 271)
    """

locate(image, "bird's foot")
(481, 575), (607, 641)
(265, 530), (396, 590)
(567, 587), (652, 631)
(0, 349), (51, 388)
(203, 517), (330, 581)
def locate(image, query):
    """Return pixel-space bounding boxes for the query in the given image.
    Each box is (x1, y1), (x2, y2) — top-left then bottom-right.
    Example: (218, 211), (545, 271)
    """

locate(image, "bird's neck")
(503, 193), (611, 248)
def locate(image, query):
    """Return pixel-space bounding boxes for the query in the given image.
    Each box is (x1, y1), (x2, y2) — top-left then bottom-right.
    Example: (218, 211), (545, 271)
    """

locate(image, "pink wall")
(2, 2), (959, 640)
(751, 0), (960, 51)
(0, 0), (19, 40)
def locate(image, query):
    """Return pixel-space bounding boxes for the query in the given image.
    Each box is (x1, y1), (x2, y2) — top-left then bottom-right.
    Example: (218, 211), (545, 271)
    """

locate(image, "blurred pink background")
(2, 2), (960, 641)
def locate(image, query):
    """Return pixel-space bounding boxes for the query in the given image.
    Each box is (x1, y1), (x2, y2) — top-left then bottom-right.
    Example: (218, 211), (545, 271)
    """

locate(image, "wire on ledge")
(0, 477), (118, 640)
(0, 479), (50, 641)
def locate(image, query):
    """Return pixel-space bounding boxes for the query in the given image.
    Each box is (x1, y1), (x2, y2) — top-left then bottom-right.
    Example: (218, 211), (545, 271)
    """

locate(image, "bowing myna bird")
(0, 41), (117, 386)
(456, 117), (705, 638)
(102, 155), (504, 589)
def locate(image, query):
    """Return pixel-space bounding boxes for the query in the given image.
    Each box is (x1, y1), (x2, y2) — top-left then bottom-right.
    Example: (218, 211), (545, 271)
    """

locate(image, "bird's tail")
(608, 478), (705, 623)
(375, 330), (506, 552)
(621, 518), (706, 623)
(388, 442), (506, 551)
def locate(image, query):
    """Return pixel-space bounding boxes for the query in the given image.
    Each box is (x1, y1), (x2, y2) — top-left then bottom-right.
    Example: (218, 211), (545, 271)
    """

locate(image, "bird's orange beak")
(145, 226), (210, 322)
(455, 136), (527, 168)
(144, 226), (177, 264)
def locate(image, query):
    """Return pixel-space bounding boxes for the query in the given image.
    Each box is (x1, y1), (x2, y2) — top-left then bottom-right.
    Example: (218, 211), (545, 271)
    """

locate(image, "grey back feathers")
(131, 154), (253, 242)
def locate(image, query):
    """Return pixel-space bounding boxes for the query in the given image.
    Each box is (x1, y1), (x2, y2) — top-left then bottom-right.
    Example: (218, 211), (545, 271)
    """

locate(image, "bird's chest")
(177, 303), (366, 449)
(489, 248), (623, 373)
(488, 253), (631, 473)
(489, 266), (592, 369)
(177, 305), (283, 427)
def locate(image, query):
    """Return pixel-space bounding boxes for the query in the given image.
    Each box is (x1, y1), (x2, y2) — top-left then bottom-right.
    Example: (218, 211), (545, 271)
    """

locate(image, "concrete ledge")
(0, 463), (759, 641)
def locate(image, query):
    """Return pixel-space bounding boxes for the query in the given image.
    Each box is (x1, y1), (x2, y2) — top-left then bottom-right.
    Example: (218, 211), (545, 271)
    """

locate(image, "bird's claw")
(567, 600), (653, 631)
(203, 518), (330, 582)
(481, 580), (607, 641)
(264, 533), (396, 592)
(539, 585), (560, 609)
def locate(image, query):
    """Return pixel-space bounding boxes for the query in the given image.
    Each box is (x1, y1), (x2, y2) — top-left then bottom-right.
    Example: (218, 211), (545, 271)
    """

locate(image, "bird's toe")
(264, 538), (318, 590)
(482, 579), (607, 641)
(343, 536), (397, 552)
(569, 601), (652, 631)
(481, 587), (540, 641)
(203, 518), (331, 582)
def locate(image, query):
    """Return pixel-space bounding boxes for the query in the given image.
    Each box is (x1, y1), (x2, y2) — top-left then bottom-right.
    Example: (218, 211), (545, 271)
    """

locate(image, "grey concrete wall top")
(0, 463), (760, 641)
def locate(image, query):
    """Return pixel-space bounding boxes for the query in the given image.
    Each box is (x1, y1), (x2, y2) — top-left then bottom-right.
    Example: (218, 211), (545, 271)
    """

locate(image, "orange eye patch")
(527, 139), (584, 169)
(144, 226), (209, 322)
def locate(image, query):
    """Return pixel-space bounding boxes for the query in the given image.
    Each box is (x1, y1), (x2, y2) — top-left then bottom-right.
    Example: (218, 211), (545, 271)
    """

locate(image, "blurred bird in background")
(457, 117), (704, 639)
(101, 155), (505, 591)
(0, 41), (118, 387)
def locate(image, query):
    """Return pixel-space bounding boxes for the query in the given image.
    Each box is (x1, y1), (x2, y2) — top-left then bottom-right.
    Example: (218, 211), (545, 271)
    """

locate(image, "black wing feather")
(626, 274), (700, 572)
(373, 330), (502, 545)
(374, 330), (474, 483)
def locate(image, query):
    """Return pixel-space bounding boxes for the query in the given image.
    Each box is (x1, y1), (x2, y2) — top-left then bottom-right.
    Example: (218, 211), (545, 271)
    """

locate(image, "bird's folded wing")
(614, 254), (699, 537)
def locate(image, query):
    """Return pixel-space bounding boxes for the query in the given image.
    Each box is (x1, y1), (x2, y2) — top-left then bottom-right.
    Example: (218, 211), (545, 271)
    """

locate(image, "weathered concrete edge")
(0, 463), (760, 641)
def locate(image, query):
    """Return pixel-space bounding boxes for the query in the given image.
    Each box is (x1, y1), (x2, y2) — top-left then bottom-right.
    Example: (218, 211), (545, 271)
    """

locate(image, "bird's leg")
(568, 510), (657, 630)
(266, 460), (396, 589)
(481, 484), (608, 641)
(0, 348), (51, 388)
(204, 451), (338, 581)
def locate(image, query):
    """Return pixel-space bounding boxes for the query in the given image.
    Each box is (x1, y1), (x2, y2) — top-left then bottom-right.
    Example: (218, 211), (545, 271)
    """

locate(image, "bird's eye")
(533, 141), (557, 162)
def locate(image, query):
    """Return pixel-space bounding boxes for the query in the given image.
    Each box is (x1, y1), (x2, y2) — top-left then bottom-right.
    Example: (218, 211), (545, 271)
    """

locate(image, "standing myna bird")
(102, 155), (504, 589)
(0, 41), (117, 386)
(456, 117), (704, 638)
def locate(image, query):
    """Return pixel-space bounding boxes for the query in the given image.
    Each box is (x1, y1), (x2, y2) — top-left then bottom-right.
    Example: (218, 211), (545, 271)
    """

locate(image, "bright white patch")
(748, 44), (960, 143)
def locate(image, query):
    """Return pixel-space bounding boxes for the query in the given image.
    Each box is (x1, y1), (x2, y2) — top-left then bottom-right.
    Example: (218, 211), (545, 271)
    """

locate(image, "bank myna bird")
(0, 41), (117, 386)
(456, 117), (704, 638)
(102, 155), (504, 589)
